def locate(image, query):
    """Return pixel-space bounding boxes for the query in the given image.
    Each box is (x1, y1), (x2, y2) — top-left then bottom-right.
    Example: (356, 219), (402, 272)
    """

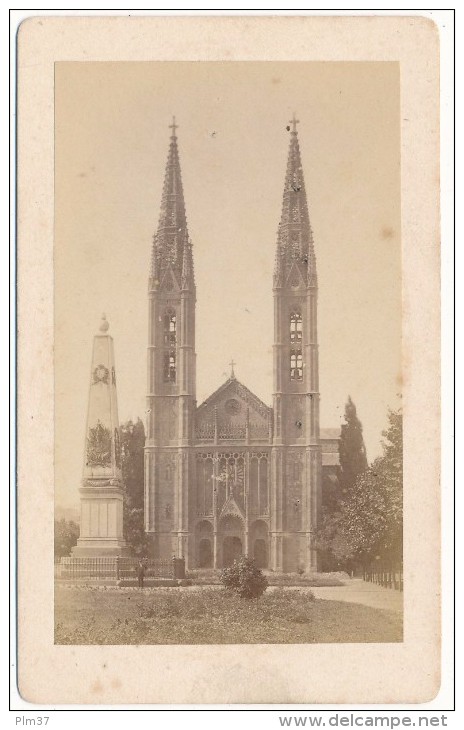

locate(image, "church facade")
(144, 118), (339, 572)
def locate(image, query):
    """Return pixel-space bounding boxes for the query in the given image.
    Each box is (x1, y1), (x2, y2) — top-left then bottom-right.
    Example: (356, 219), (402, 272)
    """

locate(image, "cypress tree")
(339, 396), (368, 495)
(120, 418), (150, 556)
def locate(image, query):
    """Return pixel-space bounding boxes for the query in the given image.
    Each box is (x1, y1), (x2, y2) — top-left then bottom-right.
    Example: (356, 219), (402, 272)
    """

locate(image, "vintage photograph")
(53, 61), (403, 645)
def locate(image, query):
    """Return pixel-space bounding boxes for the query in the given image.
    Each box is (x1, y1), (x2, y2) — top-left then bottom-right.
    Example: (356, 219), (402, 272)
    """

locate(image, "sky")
(54, 61), (401, 510)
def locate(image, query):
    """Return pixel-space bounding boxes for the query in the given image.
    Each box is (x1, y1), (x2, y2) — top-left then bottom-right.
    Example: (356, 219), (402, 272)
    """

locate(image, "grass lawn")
(55, 586), (402, 644)
(186, 569), (347, 587)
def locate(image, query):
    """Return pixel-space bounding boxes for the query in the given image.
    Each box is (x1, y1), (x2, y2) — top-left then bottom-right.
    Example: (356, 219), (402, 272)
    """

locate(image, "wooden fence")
(363, 562), (403, 592)
(56, 556), (185, 580)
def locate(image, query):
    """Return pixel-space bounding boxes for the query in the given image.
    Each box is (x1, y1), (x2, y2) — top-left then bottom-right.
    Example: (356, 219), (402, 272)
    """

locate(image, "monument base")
(72, 538), (129, 557)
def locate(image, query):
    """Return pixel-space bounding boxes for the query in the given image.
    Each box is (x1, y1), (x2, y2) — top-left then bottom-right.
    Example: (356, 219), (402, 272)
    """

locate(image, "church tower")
(271, 116), (322, 572)
(144, 118), (196, 564)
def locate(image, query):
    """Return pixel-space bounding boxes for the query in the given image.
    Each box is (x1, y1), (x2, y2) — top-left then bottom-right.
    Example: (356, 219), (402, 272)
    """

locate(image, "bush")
(54, 518), (79, 558)
(220, 556), (268, 599)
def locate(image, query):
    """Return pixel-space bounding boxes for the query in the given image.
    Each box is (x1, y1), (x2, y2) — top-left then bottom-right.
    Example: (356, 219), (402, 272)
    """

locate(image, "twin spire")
(150, 116), (195, 290)
(151, 114), (316, 290)
(274, 114), (317, 289)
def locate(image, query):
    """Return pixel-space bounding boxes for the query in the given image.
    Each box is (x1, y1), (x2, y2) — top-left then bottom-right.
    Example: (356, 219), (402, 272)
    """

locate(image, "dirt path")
(284, 578), (403, 613)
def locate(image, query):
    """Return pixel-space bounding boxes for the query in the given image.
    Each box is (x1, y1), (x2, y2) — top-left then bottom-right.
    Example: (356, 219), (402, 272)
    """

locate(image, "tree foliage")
(316, 509), (356, 572)
(317, 408), (403, 569)
(339, 396), (368, 495)
(120, 418), (150, 556)
(220, 556), (268, 599)
(54, 518), (80, 557)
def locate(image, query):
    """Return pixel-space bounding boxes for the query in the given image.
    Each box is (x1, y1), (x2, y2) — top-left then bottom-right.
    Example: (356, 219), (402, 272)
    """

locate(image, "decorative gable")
(195, 378), (272, 442)
(285, 260), (306, 290)
(220, 494), (245, 520)
(159, 264), (180, 294)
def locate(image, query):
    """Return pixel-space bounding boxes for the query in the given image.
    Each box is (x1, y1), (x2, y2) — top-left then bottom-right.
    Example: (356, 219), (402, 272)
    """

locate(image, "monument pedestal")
(72, 482), (128, 557)
(72, 540), (128, 557)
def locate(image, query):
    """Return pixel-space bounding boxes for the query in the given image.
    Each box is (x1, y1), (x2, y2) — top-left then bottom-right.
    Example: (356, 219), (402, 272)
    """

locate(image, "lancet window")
(290, 350), (303, 381)
(290, 311), (302, 343)
(164, 309), (177, 346)
(164, 351), (176, 382)
(196, 456), (214, 515)
(250, 454), (269, 515)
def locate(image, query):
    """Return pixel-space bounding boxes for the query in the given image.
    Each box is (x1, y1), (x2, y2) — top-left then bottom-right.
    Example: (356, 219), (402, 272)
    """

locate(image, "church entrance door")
(223, 536), (242, 567)
(199, 538), (212, 568)
(253, 538), (268, 568)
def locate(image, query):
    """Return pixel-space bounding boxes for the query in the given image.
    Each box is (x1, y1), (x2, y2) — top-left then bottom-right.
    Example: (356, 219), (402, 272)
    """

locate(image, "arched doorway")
(195, 520), (213, 569)
(219, 514), (244, 568)
(223, 536), (243, 567)
(199, 538), (212, 568)
(253, 538), (267, 568)
(250, 519), (269, 569)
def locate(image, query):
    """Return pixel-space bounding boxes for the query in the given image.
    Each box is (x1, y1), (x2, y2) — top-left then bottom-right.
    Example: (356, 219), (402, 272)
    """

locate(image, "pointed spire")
(150, 118), (192, 287)
(274, 117), (317, 287)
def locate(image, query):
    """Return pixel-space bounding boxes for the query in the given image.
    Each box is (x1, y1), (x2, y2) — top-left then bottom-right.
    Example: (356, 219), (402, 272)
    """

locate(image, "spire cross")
(229, 359), (236, 379)
(289, 114), (300, 134)
(169, 116), (178, 136)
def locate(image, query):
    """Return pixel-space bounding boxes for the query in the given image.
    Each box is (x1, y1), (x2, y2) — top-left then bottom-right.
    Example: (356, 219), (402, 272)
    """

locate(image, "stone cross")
(289, 114), (300, 134)
(169, 116), (178, 135)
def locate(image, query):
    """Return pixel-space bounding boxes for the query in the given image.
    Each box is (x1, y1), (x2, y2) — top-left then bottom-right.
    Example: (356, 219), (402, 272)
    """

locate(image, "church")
(144, 117), (339, 573)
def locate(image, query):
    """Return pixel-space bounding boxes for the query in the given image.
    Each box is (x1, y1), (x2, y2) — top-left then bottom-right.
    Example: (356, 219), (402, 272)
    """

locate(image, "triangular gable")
(220, 494), (245, 520)
(285, 259), (306, 289)
(196, 377), (271, 422)
(159, 264), (180, 293)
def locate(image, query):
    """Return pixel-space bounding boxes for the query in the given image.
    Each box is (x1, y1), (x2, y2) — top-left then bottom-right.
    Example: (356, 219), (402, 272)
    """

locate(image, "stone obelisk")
(73, 314), (127, 556)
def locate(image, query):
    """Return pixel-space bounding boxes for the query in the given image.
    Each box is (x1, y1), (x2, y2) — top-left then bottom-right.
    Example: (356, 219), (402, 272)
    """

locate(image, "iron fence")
(363, 562), (403, 592)
(57, 556), (185, 580)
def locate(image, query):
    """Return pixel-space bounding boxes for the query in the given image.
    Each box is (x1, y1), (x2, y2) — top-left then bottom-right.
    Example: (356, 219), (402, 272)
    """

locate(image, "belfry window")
(290, 350), (303, 381)
(164, 351), (176, 382)
(290, 311), (302, 343)
(164, 310), (177, 346)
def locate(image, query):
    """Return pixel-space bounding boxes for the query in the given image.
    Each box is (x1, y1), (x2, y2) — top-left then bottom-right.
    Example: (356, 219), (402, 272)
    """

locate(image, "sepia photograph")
(53, 61), (403, 646)
(16, 15), (442, 705)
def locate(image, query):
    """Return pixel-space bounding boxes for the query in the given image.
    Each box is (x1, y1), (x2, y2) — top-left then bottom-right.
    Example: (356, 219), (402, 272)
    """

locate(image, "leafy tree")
(339, 396), (368, 496)
(316, 509), (355, 573)
(220, 556), (268, 599)
(120, 418), (150, 556)
(317, 408), (403, 570)
(54, 518), (80, 557)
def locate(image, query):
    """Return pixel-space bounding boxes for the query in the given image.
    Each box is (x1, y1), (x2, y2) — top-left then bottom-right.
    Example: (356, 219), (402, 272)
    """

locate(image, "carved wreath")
(92, 364), (109, 385)
(86, 420), (112, 467)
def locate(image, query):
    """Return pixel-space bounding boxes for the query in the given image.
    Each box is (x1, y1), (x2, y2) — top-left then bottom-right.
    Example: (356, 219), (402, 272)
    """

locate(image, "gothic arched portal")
(250, 519), (269, 569)
(253, 539), (268, 569)
(219, 515), (244, 568)
(222, 536), (242, 567)
(199, 538), (213, 568)
(195, 520), (213, 568)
